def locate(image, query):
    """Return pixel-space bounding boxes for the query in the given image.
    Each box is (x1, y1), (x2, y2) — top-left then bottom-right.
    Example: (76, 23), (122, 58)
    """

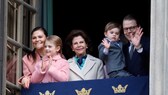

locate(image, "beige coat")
(68, 54), (105, 81)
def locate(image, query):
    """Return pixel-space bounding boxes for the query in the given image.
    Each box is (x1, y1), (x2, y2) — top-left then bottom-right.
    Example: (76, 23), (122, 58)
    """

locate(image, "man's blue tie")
(129, 43), (134, 59)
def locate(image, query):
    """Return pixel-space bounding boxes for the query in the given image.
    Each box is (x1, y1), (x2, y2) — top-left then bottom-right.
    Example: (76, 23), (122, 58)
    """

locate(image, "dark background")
(53, 0), (150, 58)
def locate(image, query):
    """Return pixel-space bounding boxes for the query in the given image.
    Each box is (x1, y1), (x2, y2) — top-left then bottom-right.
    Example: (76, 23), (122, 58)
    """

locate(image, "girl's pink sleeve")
(48, 59), (69, 82)
(30, 60), (47, 83)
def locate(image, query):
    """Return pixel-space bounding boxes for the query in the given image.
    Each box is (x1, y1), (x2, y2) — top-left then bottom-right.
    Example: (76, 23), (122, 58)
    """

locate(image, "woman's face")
(31, 30), (47, 50)
(71, 36), (87, 57)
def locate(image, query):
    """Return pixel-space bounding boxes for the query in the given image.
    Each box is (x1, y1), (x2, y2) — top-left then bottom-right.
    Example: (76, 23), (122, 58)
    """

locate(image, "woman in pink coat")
(31, 35), (69, 83)
(18, 27), (48, 88)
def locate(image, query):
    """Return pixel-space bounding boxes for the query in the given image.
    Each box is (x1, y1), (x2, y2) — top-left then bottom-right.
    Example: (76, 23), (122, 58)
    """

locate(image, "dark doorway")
(53, 0), (150, 59)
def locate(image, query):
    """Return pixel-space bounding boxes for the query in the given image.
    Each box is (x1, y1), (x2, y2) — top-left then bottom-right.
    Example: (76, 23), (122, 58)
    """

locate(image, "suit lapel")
(69, 58), (85, 79)
(82, 55), (95, 76)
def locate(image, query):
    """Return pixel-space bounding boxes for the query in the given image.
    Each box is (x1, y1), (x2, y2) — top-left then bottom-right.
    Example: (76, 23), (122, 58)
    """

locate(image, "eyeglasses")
(123, 26), (137, 32)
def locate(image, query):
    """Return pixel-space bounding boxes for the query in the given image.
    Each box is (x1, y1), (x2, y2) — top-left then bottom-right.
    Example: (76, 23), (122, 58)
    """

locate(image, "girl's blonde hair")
(46, 35), (64, 58)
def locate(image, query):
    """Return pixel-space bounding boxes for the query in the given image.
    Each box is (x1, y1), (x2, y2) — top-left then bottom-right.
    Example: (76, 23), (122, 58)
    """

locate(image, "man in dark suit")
(122, 14), (150, 76)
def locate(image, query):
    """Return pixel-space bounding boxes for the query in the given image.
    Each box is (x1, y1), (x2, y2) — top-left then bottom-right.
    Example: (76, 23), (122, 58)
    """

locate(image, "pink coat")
(18, 52), (41, 84)
(31, 54), (69, 83)
(22, 52), (41, 76)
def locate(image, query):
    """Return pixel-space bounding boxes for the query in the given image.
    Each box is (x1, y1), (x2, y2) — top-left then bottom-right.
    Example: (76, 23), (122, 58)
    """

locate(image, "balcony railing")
(21, 76), (149, 95)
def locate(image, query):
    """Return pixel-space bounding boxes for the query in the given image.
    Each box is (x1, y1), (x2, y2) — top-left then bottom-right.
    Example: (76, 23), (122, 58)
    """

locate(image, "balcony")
(21, 76), (149, 95)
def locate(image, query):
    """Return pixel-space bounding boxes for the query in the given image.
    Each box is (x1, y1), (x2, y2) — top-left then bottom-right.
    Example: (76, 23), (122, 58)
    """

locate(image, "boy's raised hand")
(102, 38), (110, 49)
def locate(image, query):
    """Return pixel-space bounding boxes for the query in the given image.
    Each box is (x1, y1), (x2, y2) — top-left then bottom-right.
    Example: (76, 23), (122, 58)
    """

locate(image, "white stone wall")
(150, 0), (168, 95)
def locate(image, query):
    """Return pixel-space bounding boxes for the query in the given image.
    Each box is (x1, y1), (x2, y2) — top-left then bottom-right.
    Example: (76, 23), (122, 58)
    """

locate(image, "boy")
(98, 21), (131, 78)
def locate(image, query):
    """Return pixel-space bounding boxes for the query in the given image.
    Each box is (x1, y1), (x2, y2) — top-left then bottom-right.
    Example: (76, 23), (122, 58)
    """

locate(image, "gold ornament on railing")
(39, 90), (55, 95)
(75, 88), (92, 95)
(112, 84), (128, 94)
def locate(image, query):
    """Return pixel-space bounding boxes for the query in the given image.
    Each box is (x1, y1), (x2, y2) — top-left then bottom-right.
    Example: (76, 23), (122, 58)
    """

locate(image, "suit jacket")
(98, 39), (125, 74)
(68, 54), (105, 81)
(123, 36), (150, 76)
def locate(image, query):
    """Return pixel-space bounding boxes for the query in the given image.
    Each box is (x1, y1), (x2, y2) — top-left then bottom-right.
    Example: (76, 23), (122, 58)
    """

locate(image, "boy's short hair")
(104, 21), (121, 33)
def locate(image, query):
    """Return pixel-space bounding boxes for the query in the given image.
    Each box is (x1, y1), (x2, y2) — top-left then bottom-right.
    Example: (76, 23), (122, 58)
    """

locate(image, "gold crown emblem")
(75, 88), (92, 95)
(39, 90), (55, 95)
(112, 84), (128, 94)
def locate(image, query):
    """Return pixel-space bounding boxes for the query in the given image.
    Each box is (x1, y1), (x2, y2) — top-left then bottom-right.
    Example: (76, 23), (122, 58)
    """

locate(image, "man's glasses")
(123, 26), (137, 32)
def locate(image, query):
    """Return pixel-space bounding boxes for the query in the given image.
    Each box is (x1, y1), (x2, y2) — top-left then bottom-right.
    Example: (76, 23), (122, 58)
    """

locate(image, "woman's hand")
(21, 76), (30, 89)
